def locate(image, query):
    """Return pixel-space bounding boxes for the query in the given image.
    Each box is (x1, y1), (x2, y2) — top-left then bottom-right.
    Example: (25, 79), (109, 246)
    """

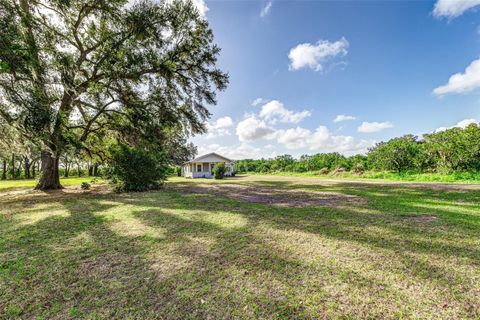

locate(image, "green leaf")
(0, 61), (10, 73)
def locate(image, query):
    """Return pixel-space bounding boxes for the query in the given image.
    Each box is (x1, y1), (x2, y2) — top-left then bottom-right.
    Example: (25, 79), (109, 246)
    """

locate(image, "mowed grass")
(1, 176), (480, 319)
(0, 177), (102, 192)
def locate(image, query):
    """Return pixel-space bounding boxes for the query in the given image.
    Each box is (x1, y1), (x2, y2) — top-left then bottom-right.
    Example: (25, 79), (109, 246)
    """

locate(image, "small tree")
(107, 145), (168, 192)
(213, 162), (226, 179)
(368, 135), (420, 172)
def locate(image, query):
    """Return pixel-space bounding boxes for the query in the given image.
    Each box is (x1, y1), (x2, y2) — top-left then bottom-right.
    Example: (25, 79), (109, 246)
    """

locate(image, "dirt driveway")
(169, 182), (365, 208)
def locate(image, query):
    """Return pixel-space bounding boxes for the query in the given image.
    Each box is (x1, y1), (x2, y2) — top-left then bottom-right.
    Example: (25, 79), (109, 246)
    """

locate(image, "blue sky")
(190, 0), (480, 159)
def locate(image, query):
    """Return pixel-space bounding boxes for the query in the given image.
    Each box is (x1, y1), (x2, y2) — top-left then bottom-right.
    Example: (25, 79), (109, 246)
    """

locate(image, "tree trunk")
(16, 158), (23, 178)
(88, 163), (93, 176)
(10, 153), (15, 179)
(64, 155), (69, 178)
(93, 163), (99, 176)
(32, 161), (36, 179)
(77, 163), (81, 176)
(35, 151), (62, 190)
(1, 159), (6, 180)
(24, 157), (31, 179)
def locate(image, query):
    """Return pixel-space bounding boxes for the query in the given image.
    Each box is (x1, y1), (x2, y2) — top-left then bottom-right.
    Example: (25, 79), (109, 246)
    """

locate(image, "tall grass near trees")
(245, 170), (480, 183)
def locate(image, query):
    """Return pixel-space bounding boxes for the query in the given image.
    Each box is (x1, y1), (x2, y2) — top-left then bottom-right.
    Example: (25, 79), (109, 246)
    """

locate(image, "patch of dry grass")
(1, 175), (480, 319)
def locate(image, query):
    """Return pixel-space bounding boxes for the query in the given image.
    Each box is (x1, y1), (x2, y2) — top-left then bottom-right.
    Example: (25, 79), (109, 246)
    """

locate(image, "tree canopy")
(0, 0), (228, 189)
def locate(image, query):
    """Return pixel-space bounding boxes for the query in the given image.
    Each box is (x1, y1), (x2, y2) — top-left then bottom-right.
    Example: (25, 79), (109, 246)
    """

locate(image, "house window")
(197, 164), (202, 172)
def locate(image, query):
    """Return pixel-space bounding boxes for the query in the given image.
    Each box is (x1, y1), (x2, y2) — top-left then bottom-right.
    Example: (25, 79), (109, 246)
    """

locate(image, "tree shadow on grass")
(1, 181), (480, 318)
(131, 199), (480, 318)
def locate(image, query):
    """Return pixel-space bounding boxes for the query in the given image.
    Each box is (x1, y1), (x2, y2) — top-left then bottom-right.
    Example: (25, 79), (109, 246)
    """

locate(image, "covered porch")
(183, 162), (217, 178)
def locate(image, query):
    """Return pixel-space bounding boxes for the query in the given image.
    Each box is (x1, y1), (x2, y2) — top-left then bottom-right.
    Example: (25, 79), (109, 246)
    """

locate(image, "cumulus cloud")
(251, 98), (267, 106)
(198, 143), (277, 160)
(232, 99), (370, 154)
(288, 37), (349, 72)
(435, 118), (479, 132)
(274, 127), (311, 149)
(433, 59), (480, 96)
(205, 116), (234, 138)
(236, 116), (275, 141)
(260, 1), (273, 17)
(433, 0), (480, 18)
(357, 121), (393, 133)
(333, 114), (357, 123)
(258, 100), (311, 124)
(272, 125), (373, 154)
(308, 126), (373, 154)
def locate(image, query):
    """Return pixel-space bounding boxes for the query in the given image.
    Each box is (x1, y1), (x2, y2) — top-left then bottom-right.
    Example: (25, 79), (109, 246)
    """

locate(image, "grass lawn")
(0, 177), (102, 192)
(1, 175), (480, 319)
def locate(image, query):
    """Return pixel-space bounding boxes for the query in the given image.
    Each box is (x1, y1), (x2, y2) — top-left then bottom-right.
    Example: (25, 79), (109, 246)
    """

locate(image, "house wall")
(182, 161), (234, 178)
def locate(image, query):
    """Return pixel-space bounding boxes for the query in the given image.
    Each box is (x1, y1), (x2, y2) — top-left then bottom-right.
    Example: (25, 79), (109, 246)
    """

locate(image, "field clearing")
(0, 177), (102, 192)
(1, 175), (480, 319)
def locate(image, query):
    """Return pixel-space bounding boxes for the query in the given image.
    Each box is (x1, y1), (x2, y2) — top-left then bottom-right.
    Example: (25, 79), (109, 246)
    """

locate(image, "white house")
(182, 153), (234, 178)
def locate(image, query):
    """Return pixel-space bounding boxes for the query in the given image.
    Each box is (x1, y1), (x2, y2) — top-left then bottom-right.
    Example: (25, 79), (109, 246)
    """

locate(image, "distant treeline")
(235, 123), (480, 174)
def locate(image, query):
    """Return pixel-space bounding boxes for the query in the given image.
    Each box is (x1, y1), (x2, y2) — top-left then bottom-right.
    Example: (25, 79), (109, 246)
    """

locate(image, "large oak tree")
(0, 0), (228, 189)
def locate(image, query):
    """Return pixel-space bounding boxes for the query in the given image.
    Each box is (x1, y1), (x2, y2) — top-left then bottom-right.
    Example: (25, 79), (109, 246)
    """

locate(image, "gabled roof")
(184, 152), (233, 164)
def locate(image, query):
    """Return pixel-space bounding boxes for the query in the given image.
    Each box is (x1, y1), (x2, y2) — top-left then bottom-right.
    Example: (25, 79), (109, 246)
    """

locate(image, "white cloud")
(308, 126), (373, 154)
(258, 100), (311, 124)
(457, 118), (479, 127)
(260, 1), (273, 17)
(357, 121), (393, 133)
(274, 127), (311, 149)
(191, 0), (209, 17)
(288, 37), (349, 72)
(236, 116), (275, 141)
(433, 59), (480, 96)
(435, 118), (479, 132)
(198, 143), (277, 160)
(433, 0), (480, 18)
(272, 125), (373, 154)
(205, 116), (233, 138)
(251, 98), (267, 106)
(232, 99), (370, 154)
(333, 114), (357, 123)
(214, 116), (233, 128)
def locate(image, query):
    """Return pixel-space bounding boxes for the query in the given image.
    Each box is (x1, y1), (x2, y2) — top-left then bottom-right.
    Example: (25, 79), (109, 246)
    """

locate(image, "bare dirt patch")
(235, 175), (480, 192)
(171, 183), (365, 208)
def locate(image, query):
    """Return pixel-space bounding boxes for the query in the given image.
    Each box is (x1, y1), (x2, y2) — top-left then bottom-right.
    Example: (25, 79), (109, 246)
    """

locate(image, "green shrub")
(175, 166), (182, 177)
(107, 145), (168, 192)
(81, 182), (91, 190)
(213, 162), (226, 179)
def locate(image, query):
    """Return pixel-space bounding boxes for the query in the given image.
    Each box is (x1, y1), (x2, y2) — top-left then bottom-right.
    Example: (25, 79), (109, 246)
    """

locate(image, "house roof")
(184, 152), (233, 164)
